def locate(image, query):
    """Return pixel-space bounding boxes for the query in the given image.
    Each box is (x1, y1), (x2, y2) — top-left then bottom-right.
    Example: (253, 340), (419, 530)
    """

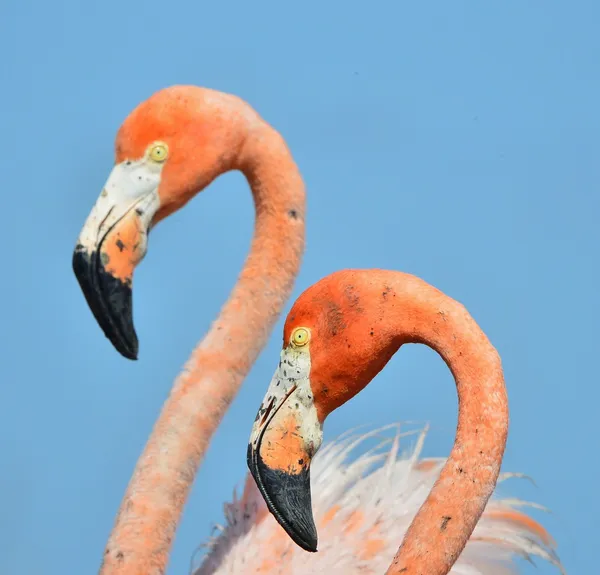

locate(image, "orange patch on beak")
(100, 210), (147, 286)
(259, 413), (308, 475)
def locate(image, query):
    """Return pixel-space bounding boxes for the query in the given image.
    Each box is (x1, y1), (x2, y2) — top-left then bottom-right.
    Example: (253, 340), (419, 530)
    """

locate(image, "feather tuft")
(192, 424), (563, 575)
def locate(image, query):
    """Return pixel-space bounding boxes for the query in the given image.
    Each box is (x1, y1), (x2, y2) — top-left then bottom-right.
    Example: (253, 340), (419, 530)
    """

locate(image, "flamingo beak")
(247, 347), (323, 553)
(72, 160), (162, 359)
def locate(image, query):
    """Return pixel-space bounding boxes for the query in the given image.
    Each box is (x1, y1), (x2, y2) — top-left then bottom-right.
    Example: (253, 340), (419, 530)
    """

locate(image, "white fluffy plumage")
(192, 424), (563, 575)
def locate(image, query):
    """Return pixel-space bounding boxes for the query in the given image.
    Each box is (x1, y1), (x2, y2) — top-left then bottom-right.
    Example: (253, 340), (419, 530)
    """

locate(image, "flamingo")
(72, 87), (561, 574)
(72, 85), (306, 574)
(236, 269), (563, 574)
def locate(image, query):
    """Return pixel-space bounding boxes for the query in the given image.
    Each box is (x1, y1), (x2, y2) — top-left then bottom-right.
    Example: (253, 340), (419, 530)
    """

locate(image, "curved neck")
(387, 276), (508, 574)
(100, 122), (305, 575)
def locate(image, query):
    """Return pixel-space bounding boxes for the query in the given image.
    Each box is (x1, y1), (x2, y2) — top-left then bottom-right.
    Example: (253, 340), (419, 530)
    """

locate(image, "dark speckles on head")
(116, 239), (125, 252)
(382, 284), (394, 299)
(100, 252), (110, 265)
(325, 300), (346, 337)
(135, 208), (144, 216)
(343, 283), (361, 309)
(288, 209), (298, 219)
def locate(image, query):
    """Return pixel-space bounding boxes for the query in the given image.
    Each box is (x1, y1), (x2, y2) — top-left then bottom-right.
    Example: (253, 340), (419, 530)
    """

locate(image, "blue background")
(2, 1), (596, 573)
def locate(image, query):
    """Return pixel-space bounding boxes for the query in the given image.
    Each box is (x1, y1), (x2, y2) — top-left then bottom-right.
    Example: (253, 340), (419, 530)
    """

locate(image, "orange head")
(73, 86), (258, 359)
(247, 269), (409, 552)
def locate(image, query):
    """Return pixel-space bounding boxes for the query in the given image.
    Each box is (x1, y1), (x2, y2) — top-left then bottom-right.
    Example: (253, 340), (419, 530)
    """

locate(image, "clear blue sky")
(2, 1), (596, 573)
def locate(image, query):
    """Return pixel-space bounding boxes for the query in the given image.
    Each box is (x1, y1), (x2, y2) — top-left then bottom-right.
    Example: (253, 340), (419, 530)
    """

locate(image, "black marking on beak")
(72, 244), (138, 360)
(247, 440), (318, 552)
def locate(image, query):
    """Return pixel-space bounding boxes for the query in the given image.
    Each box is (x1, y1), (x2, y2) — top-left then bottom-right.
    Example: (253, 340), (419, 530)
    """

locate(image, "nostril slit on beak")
(96, 205), (114, 243)
(260, 397), (276, 427)
(259, 384), (299, 430)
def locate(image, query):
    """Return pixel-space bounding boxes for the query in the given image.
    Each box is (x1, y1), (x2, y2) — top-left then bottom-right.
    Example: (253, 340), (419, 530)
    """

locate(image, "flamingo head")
(72, 86), (255, 359)
(247, 269), (402, 553)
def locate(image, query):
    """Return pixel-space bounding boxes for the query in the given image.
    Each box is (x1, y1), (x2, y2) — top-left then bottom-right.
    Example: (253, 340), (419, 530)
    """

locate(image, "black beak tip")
(118, 341), (139, 361)
(72, 246), (139, 360)
(296, 527), (318, 553)
(247, 443), (318, 553)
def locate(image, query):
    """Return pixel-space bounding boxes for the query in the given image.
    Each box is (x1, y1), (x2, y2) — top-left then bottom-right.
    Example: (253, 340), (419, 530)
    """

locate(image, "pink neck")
(386, 276), (508, 574)
(100, 122), (305, 575)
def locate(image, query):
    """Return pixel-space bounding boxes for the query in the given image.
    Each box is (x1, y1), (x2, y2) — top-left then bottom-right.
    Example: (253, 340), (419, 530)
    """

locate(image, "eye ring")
(291, 327), (310, 347)
(148, 142), (169, 163)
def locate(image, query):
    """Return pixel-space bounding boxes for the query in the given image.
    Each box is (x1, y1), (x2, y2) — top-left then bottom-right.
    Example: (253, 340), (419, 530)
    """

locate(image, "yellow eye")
(148, 142), (168, 163)
(291, 327), (310, 347)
